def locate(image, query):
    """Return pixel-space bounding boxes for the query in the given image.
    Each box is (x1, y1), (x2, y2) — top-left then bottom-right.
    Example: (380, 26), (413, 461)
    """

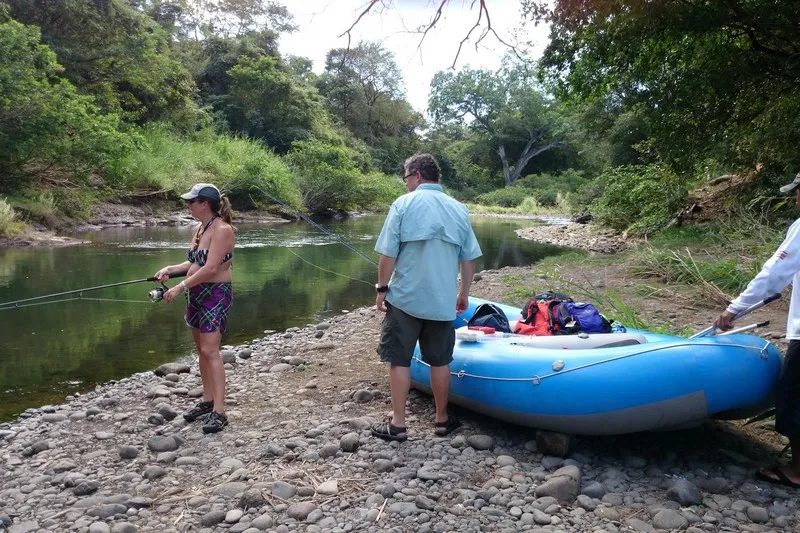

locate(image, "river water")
(0, 215), (569, 420)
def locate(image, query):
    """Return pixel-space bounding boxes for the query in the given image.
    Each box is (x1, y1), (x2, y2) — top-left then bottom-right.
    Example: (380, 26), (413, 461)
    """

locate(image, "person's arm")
(457, 260), (476, 313)
(727, 222), (800, 312)
(456, 221), (482, 313)
(155, 224), (199, 282)
(374, 203), (402, 312)
(715, 220), (800, 329)
(154, 261), (191, 282)
(376, 255), (396, 312)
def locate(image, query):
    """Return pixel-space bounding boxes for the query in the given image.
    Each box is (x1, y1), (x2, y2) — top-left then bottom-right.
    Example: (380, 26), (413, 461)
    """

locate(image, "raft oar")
(717, 321), (770, 336)
(0, 273), (185, 310)
(690, 294), (781, 339)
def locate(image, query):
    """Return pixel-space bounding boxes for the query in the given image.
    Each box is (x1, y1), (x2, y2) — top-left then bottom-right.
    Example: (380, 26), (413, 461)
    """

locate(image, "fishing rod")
(0, 273), (185, 310)
(250, 185), (379, 268)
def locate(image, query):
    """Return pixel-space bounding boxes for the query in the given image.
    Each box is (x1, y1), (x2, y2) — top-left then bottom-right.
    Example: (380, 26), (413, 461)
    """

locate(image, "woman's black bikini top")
(187, 217), (234, 267)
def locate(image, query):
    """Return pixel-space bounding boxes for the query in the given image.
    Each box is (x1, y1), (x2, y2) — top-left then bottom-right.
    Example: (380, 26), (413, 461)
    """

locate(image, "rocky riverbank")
(1, 266), (797, 533)
(0, 203), (289, 248)
(516, 223), (631, 254)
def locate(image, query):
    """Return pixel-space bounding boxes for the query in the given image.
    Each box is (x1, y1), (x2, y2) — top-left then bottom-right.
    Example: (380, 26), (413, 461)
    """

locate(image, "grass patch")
(0, 198), (26, 236)
(107, 125), (303, 210)
(630, 246), (758, 306)
(5, 192), (56, 222)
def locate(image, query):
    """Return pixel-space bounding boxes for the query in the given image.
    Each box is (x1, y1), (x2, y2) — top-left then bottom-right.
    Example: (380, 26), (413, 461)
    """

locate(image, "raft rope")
(414, 340), (773, 384)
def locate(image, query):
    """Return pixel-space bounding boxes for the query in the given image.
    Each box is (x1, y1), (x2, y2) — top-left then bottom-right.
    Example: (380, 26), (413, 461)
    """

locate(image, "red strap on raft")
(468, 326), (496, 334)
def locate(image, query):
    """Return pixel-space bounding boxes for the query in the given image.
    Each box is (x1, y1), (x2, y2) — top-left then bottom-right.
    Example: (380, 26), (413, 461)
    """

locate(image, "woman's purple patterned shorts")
(185, 282), (233, 334)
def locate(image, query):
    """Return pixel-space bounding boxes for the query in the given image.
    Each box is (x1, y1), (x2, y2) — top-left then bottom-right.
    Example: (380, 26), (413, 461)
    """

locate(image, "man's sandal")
(434, 417), (461, 436)
(371, 420), (407, 442)
(756, 466), (800, 489)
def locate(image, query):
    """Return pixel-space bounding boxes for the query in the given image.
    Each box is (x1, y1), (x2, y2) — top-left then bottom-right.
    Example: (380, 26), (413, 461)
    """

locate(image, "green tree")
(6, 0), (196, 125)
(317, 42), (423, 174)
(429, 59), (567, 186)
(537, 0), (800, 173)
(0, 19), (128, 189)
(227, 53), (330, 152)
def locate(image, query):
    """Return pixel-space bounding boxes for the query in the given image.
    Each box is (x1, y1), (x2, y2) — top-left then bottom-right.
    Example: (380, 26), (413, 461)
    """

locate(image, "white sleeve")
(727, 219), (800, 313)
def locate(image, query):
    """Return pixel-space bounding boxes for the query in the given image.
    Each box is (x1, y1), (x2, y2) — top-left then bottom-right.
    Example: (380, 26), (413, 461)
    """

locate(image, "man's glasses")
(403, 171), (417, 183)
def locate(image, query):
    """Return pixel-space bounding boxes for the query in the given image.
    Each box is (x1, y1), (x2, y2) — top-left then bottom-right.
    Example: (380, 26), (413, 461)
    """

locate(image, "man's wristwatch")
(375, 284), (389, 293)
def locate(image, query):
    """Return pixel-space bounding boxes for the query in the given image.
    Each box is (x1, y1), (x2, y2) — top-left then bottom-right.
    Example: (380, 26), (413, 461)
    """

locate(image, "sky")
(278, 0), (551, 116)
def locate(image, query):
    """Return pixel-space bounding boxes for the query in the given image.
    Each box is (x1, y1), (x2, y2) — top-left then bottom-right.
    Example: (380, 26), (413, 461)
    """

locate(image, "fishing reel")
(148, 284), (169, 303)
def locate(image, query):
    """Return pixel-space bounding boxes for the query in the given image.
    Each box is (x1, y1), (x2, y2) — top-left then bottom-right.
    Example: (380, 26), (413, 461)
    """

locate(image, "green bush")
(475, 187), (530, 207)
(516, 169), (588, 193)
(107, 126), (302, 210)
(357, 172), (406, 210)
(0, 197), (25, 236)
(592, 164), (687, 235)
(567, 175), (607, 212)
(51, 188), (97, 220)
(535, 190), (559, 207)
(285, 139), (398, 214)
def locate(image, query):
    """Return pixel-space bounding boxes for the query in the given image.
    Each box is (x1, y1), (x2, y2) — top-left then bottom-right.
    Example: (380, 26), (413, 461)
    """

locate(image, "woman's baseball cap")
(779, 172), (800, 194)
(181, 183), (221, 202)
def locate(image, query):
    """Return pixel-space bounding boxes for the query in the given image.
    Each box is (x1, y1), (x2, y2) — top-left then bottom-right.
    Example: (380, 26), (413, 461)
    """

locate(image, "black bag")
(468, 303), (511, 333)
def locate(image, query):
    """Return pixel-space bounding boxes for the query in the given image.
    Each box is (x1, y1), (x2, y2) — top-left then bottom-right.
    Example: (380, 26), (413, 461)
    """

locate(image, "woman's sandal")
(371, 420), (408, 442)
(434, 417), (461, 436)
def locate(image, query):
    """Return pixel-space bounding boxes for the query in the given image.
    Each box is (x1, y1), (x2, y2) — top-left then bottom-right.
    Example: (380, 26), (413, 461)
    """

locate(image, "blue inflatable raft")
(410, 298), (783, 435)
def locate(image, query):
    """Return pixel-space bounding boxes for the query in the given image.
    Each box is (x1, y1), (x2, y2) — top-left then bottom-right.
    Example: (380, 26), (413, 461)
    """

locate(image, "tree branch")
(338, 0), (522, 70)
(338, 0), (385, 52)
(451, 0), (523, 68)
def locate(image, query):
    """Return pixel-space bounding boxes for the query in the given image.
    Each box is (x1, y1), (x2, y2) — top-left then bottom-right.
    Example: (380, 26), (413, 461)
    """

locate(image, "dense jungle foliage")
(1, 1), (799, 237)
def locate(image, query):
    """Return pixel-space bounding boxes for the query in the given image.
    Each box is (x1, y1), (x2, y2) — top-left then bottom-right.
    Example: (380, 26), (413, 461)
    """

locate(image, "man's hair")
(404, 153), (441, 182)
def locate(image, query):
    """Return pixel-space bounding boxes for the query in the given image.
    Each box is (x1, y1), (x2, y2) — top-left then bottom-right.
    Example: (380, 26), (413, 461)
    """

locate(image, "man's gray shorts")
(377, 303), (455, 367)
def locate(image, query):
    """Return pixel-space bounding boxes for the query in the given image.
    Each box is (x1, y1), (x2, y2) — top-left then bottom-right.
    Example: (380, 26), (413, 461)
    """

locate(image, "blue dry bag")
(555, 302), (612, 334)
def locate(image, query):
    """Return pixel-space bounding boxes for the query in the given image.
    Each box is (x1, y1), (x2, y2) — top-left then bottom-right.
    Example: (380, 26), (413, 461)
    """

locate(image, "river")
(0, 215), (569, 420)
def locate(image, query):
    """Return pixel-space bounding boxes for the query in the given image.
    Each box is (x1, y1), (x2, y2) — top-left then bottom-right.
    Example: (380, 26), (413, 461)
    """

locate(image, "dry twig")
(338, 0), (520, 68)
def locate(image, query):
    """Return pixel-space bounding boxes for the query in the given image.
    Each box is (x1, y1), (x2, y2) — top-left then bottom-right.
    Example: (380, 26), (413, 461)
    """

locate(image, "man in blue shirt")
(372, 153), (482, 442)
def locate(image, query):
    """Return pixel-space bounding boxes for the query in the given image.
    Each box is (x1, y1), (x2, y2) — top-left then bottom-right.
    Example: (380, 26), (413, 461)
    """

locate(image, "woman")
(155, 183), (235, 434)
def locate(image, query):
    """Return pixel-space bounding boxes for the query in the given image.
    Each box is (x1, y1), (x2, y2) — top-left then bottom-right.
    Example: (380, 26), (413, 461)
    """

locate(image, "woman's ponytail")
(217, 195), (234, 228)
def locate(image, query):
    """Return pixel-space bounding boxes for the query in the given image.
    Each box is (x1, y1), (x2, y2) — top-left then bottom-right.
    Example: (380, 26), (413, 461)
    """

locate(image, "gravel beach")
(1, 224), (798, 533)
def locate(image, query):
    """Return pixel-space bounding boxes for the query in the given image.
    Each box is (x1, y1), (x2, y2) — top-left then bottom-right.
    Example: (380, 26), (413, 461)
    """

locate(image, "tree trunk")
(508, 141), (560, 184)
(497, 143), (512, 186)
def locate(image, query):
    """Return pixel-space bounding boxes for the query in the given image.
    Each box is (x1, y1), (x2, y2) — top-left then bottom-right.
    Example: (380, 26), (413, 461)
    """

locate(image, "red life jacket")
(513, 299), (562, 336)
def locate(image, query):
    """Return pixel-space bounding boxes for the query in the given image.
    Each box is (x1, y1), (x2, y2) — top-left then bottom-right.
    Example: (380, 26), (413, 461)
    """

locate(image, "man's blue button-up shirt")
(375, 183), (482, 321)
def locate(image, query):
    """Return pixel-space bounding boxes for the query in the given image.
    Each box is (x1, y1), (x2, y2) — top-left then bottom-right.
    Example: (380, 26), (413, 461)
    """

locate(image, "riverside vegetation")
(4, 1), (800, 248)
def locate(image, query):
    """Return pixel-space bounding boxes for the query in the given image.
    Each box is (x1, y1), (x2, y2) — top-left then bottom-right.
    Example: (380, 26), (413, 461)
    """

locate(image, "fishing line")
(0, 296), (153, 311)
(260, 223), (374, 287)
(249, 185), (379, 268)
(0, 274), (184, 310)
